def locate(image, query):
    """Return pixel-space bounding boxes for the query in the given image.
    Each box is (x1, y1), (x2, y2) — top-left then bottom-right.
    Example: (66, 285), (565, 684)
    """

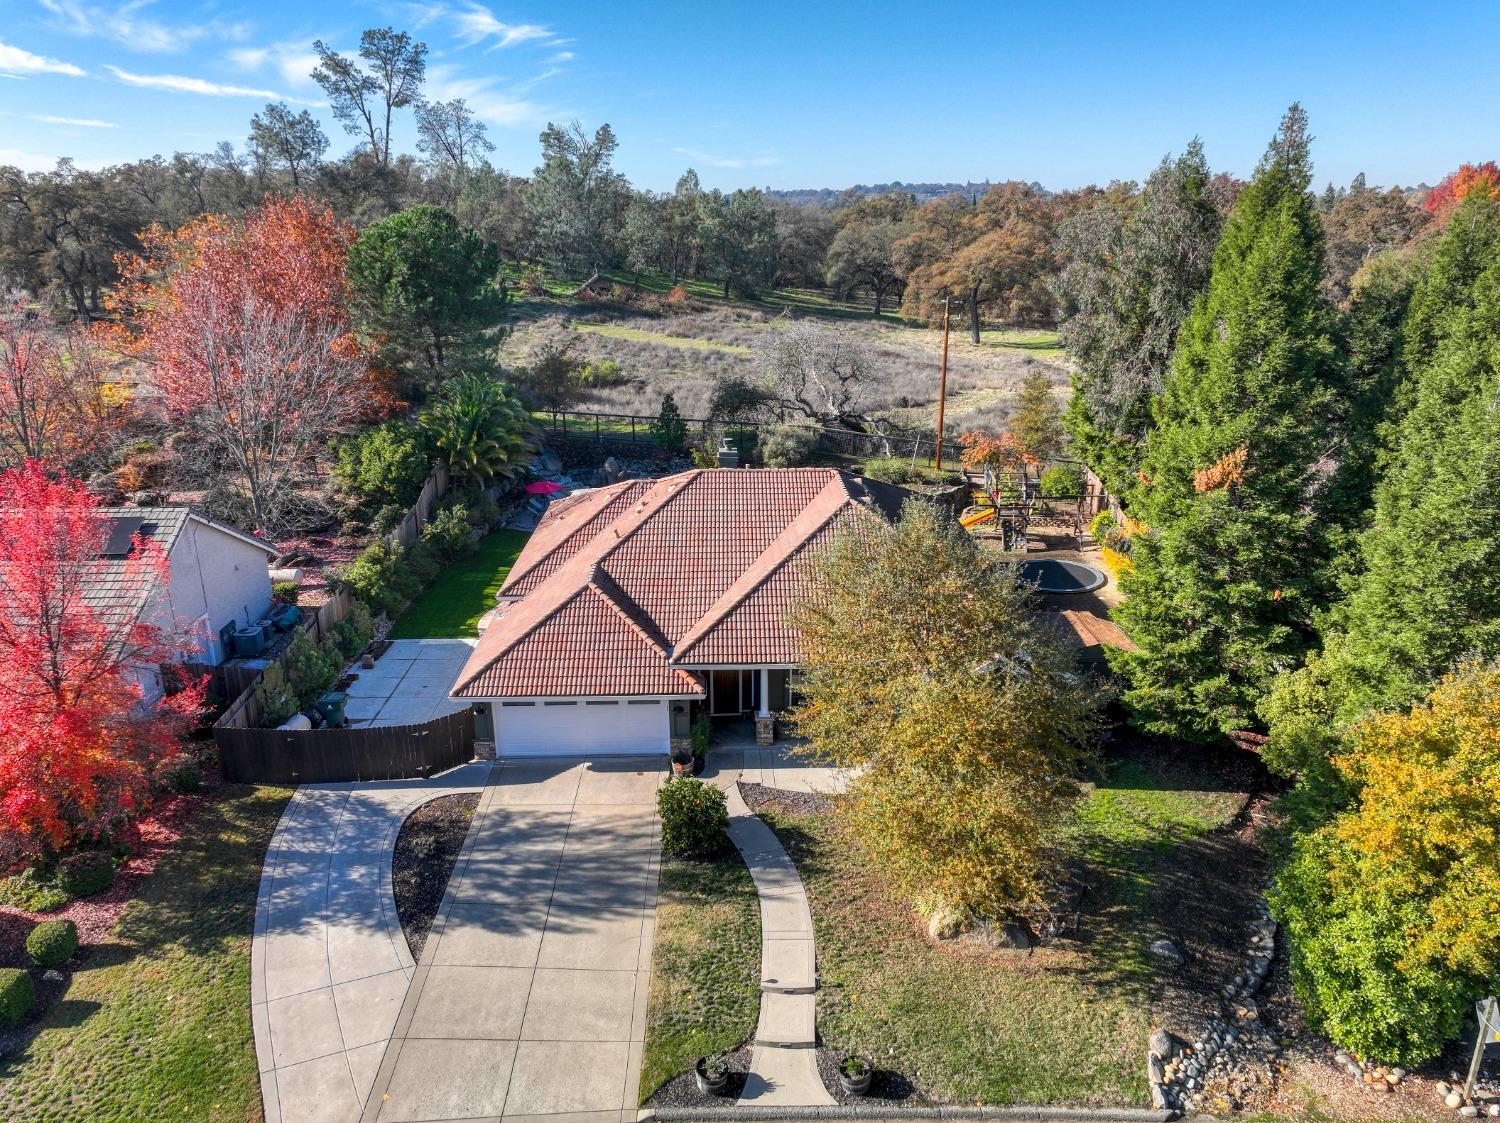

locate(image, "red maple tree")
(1423, 162), (1500, 217)
(106, 194), (384, 532)
(0, 462), (204, 868)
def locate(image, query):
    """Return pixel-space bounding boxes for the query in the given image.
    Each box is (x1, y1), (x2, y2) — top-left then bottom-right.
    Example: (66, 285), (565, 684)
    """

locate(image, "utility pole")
(934, 296), (951, 471)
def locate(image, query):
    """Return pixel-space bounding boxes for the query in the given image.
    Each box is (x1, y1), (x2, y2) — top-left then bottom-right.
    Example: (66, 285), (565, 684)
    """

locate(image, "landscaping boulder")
(926, 906), (967, 941)
(1150, 938), (1187, 967)
(1149, 1028), (1179, 1060)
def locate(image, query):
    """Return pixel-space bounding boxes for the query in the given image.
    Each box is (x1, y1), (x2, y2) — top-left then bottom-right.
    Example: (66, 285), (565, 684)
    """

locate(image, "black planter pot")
(695, 1056), (730, 1096)
(836, 1056), (874, 1096)
(691, 754), (705, 775)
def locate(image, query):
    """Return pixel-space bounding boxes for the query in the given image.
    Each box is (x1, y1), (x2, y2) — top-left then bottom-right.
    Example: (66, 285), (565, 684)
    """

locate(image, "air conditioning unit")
(232, 628), (267, 658)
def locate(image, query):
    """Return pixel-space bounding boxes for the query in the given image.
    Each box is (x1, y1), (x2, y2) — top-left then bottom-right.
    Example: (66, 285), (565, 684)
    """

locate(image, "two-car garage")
(490, 697), (670, 756)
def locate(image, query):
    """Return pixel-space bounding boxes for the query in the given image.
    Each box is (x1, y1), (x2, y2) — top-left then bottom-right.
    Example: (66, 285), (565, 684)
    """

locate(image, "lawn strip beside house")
(640, 851), (762, 1102)
(0, 784), (292, 1123)
(388, 527), (530, 639)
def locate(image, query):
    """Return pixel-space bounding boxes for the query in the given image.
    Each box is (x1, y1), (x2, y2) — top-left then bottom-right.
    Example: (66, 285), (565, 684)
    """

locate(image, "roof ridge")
(587, 567), (671, 656)
(501, 479), (643, 590)
(672, 474), (853, 661)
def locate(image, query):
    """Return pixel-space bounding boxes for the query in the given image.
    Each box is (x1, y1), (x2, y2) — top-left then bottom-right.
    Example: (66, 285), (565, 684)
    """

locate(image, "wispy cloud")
(0, 146), (64, 171)
(32, 114), (116, 128)
(38, 0), (249, 54)
(226, 40), (322, 89)
(106, 64), (317, 103)
(450, 3), (555, 50)
(548, 50), (574, 63)
(673, 146), (780, 170)
(0, 38), (85, 77)
(424, 62), (545, 127)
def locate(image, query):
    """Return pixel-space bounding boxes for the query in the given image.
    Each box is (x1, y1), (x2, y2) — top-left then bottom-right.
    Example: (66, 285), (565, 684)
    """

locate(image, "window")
(501, 701), (536, 708)
(627, 699), (661, 705)
(543, 700), (577, 707)
(585, 700), (618, 706)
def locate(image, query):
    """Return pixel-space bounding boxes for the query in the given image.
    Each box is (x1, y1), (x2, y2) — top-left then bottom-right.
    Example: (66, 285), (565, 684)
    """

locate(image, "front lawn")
(0, 783), (291, 1122)
(761, 741), (1257, 1107)
(639, 852), (761, 1102)
(389, 528), (530, 639)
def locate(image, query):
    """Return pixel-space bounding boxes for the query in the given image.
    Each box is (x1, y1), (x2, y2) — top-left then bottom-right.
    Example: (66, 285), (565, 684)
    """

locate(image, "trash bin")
(315, 692), (348, 728)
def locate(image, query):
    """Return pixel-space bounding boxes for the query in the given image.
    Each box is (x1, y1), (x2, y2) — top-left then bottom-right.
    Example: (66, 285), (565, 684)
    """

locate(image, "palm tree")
(420, 374), (537, 481)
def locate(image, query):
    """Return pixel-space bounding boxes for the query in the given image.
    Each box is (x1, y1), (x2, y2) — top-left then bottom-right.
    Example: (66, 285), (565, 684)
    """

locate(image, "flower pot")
(837, 1056), (874, 1096)
(691, 754), (705, 775)
(695, 1056), (730, 1096)
(672, 758), (693, 777)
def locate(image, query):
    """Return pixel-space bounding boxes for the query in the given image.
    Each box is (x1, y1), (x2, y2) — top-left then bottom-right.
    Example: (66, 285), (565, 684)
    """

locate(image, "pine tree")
(1261, 191), (1500, 784)
(1007, 370), (1065, 463)
(1110, 106), (1340, 740)
(650, 392), (687, 451)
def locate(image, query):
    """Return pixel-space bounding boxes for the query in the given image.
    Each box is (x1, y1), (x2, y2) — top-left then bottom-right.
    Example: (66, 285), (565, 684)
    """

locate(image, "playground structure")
(959, 463), (1101, 553)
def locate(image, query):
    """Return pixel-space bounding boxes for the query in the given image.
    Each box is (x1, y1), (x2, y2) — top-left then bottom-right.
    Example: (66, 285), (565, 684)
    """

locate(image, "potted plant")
(837, 1054), (874, 1096)
(695, 1052), (730, 1095)
(671, 746), (695, 777)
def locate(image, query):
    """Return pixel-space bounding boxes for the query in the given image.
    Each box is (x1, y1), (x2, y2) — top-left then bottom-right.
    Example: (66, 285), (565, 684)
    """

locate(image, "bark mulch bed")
(0, 764), (225, 1056)
(392, 793), (479, 962)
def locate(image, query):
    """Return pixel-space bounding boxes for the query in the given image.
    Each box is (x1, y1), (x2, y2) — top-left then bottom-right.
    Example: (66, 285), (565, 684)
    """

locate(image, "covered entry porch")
(694, 665), (796, 743)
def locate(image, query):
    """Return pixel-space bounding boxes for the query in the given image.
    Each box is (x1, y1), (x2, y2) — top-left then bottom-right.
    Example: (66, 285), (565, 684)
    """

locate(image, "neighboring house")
(87, 507), (279, 702)
(451, 468), (908, 756)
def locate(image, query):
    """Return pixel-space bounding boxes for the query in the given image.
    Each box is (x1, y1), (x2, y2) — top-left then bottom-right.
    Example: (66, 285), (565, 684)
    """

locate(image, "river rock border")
(1147, 900), (1280, 1115)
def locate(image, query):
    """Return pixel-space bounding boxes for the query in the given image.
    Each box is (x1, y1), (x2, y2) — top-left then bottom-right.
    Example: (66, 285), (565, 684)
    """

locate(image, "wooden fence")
(218, 706), (475, 785)
(386, 464), (450, 550)
(213, 586), (355, 732)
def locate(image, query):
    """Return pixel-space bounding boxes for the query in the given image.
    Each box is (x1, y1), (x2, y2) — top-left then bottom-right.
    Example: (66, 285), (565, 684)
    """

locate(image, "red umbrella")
(525, 480), (565, 495)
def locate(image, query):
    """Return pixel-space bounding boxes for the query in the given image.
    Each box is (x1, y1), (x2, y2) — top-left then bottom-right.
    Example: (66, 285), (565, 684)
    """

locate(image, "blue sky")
(1, 0), (1497, 193)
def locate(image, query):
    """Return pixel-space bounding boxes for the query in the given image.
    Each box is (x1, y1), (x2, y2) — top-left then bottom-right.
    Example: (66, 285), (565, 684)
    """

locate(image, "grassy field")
(758, 747), (1252, 1108)
(639, 852), (761, 1102)
(389, 528), (531, 640)
(0, 783), (291, 1122)
(569, 320), (753, 356)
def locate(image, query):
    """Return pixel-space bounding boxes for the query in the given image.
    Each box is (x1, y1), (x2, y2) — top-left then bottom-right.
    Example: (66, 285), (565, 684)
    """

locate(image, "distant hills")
(763, 181), (1048, 206)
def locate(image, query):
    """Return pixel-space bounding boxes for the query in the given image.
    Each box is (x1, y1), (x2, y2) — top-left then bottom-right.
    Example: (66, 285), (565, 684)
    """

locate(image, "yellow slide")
(960, 506), (997, 529)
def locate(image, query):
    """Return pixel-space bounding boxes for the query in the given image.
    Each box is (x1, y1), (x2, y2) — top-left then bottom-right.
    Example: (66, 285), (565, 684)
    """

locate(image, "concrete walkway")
(253, 761), (493, 1123)
(724, 783), (835, 1108)
(359, 756), (663, 1123)
(344, 639), (475, 728)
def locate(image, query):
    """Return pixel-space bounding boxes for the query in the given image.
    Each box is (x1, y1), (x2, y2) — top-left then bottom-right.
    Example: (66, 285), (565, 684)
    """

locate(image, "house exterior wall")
(152, 519), (274, 665)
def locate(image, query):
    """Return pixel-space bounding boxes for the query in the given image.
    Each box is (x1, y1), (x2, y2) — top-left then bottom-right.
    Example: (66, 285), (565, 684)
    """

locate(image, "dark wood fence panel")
(218, 707), (475, 785)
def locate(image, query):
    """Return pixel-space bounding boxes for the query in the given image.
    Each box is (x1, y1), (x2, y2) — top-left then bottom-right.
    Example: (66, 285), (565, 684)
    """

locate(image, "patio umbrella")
(525, 480), (565, 495)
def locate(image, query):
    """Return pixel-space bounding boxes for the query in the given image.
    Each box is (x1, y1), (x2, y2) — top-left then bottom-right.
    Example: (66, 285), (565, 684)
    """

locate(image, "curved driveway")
(252, 758), (663, 1123)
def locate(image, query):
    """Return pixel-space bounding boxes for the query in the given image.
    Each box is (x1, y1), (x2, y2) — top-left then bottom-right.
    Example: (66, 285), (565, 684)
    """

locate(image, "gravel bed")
(816, 1048), (933, 1106)
(645, 1045), (753, 1108)
(740, 781), (832, 816)
(392, 793), (479, 961)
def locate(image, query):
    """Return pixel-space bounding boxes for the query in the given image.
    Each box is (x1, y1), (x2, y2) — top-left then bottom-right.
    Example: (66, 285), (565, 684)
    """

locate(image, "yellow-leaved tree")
(790, 499), (1100, 921)
(1273, 662), (1500, 1064)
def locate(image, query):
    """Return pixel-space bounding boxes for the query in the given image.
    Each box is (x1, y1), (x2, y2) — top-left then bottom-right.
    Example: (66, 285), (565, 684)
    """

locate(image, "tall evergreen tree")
(1110, 106), (1340, 740)
(1261, 191), (1500, 788)
(1053, 141), (1224, 497)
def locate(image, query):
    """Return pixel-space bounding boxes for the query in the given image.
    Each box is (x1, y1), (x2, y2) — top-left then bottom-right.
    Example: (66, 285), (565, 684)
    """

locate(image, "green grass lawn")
(756, 748), (1250, 1108)
(977, 327), (1064, 357)
(639, 852), (761, 1102)
(0, 783), (292, 1122)
(389, 528), (531, 640)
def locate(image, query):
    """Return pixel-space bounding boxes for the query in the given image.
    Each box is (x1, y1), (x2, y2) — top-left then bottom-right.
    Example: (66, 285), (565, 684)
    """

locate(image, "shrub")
(656, 778), (729, 857)
(515, 336), (584, 409)
(337, 540), (422, 616)
(1100, 546), (1133, 579)
(650, 393), (688, 451)
(160, 753), (202, 792)
(371, 504), (406, 536)
(282, 632), (339, 708)
(420, 503), (477, 564)
(1088, 510), (1116, 543)
(860, 457), (919, 485)
(0, 866), (68, 912)
(576, 358), (627, 388)
(57, 850), (114, 900)
(257, 662), (301, 728)
(760, 424), (819, 468)
(26, 918), (78, 967)
(1040, 463), (1086, 498)
(0, 968), (35, 1027)
(690, 712), (712, 761)
(333, 600), (375, 661)
(333, 422), (431, 511)
(272, 580), (300, 604)
(403, 539), (442, 587)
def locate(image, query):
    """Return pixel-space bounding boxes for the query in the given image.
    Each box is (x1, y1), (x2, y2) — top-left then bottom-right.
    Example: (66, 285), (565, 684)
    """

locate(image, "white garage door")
(497, 699), (667, 756)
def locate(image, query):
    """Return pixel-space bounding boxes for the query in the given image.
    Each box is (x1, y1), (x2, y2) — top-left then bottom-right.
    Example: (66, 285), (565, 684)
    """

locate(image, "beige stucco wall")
(148, 518), (274, 665)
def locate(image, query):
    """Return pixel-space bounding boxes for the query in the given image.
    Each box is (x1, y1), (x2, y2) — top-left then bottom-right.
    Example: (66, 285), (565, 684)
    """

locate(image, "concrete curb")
(641, 1106), (1173, 1122)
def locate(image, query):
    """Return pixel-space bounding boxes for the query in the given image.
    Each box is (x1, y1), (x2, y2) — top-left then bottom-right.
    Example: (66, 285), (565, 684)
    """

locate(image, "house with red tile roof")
(450, 467), (908, 756)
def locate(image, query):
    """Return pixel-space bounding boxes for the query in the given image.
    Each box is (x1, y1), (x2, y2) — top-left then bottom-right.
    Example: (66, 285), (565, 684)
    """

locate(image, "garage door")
(496, 699), (667, 756)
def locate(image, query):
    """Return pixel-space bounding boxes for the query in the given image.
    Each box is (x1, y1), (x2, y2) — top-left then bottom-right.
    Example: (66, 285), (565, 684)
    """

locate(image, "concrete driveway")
(252, 757), (663, 1123)
(361, 757), (662, 1123)
(344, 639), (474, 728)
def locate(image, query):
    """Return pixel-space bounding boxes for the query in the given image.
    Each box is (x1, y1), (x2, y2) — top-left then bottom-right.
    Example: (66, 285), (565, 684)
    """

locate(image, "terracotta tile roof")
(452, 468), (906, 698)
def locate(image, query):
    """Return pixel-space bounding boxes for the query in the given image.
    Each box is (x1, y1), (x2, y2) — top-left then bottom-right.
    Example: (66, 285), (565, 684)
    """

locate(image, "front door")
(709, 670), (744, 716)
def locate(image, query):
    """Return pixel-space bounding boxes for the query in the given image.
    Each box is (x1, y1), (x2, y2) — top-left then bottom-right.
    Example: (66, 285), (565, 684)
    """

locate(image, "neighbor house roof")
(452, 468), (909, 698)
(83, 507), (276, 628)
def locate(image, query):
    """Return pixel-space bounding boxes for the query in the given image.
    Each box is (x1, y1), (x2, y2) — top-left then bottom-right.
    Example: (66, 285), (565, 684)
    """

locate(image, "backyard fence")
(217, 706), (475, 785)
(385, 464), (451, 550)
(534, 409), (956, 467)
